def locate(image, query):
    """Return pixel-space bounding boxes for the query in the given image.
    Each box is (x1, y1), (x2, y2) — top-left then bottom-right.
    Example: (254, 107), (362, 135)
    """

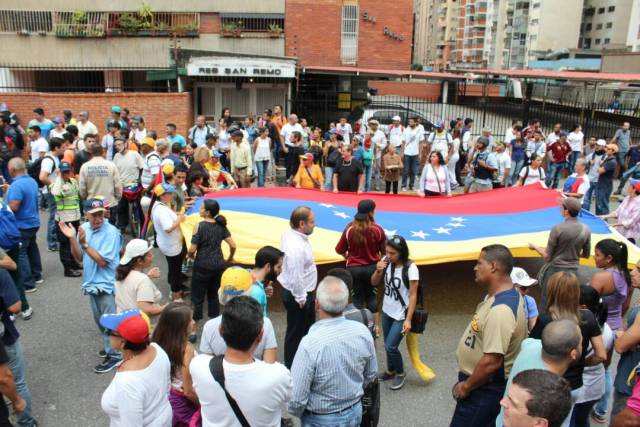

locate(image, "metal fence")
(290, 94), (640, 140)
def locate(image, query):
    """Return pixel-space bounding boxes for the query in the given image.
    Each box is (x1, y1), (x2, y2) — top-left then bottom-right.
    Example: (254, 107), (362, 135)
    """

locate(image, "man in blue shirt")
(249, 246), (284, 317)
(166, 123), (187, 148)
(6, 158), (42, 293)
(27, 108), (54, 139)
(59, 198), (123, 373)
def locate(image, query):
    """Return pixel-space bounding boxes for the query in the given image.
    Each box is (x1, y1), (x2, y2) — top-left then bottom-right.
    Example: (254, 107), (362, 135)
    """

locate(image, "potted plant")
(118, 13), (141, 35)
(153, 21), (170, 36)
(268, 23), (283, 37)
(137, 2), (154, 35)
(221, 21), (242, 37)
(175, 22), (198, 37)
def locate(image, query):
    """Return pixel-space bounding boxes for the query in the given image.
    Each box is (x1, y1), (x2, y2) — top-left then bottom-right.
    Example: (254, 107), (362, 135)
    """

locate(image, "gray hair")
(79, 111), (88, 117)
(156, 139), (169, 155)
(8, 157), (25, 172)
(542, 319), (582, 362)
(575, 158), (587, 169)
(316, 277), (349, 316)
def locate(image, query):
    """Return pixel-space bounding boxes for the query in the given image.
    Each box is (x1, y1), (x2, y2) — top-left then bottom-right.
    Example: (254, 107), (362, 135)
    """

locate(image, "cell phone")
(0, 177), (5, 186)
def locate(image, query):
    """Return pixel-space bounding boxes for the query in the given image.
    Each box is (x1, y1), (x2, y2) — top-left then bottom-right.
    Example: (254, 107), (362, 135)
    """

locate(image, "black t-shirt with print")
(334, 158), (364, 192)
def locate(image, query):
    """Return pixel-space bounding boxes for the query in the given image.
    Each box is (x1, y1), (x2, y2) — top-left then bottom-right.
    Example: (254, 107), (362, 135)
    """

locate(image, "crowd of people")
(0, 102), (638, 427)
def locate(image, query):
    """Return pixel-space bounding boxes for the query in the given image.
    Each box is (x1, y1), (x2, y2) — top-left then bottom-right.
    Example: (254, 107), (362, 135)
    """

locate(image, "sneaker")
(401, 187), (408, 192)
(378, 370), (396, 381)
(94, 357), (122, 374)
(34, 278), (44, 285)
(24, 287), (37, 294)
(64, 270), (82, 278)
(590, 409), (607, 424)
(20, 307), (33, 321)
(389, 373), (406, 390)
(47, 246), (58, 252)
(97, 349), (107, 358)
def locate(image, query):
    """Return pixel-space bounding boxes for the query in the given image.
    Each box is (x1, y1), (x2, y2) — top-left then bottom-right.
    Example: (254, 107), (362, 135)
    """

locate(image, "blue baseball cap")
(84, 198), (107, 214)
(60, 161), (71, 172)
(559, 131), (568, 137)
(111, 105), (121, 113)
(153, 182), (176, 196)
(99, 309), (150, 344)
(212, 150), (223, 158)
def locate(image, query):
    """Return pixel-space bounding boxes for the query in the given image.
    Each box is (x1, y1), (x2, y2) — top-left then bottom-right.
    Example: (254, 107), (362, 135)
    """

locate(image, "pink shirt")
(615, 195), (640, 241)
(628, 376), (640, 416)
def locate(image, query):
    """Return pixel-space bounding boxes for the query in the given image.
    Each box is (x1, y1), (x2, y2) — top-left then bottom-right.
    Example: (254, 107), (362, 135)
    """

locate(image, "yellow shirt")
(456, 287), (527, 380)
(294, 164), (324, 189)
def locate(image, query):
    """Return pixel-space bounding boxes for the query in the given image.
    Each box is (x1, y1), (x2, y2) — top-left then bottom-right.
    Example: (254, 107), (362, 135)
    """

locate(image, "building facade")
(580, 0), (640, 52)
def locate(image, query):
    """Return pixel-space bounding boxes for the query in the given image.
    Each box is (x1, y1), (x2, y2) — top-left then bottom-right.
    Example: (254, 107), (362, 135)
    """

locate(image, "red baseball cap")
(299, 153), (314, 161)
(99, 309), (150, 344)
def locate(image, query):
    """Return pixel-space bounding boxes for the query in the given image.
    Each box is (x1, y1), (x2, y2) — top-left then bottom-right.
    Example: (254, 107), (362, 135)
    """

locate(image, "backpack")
(27, 155), (56, 188)
(0, 135), (14, 161)
(327, 147), (342, 168)
(0, 201), (20, 250)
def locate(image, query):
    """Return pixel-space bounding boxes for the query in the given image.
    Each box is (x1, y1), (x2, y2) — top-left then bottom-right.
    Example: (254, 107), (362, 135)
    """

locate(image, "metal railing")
(0, 10), (52, 33)
(220, 15), (284, 34)
(54, 12), (107, 38)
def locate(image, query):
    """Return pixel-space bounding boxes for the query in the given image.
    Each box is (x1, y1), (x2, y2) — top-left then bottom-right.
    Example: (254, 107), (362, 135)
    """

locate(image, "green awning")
(146, 68), (187, 81)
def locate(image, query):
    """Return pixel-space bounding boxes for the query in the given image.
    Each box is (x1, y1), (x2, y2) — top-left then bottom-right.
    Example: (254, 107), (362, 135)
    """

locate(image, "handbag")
(303, 166), (321, 189)
(360, 378), (380, 427)
(390, 263), (429, 334)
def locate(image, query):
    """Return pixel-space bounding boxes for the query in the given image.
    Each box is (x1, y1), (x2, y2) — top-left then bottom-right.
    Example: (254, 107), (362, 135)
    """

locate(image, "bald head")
(542, 319), (582, 362)
(8, 157), (25, 175)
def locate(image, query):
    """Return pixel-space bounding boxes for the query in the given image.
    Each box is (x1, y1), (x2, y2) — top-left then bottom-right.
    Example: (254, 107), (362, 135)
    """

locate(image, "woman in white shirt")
(152, 303), (199, 427)
(371, 235), (419, 391)
(568, 124), (584, 173)
(100, 309), (172, 427)
(115, 239), (166, 317)
(417, 151), (451, 197)
(252, 127), (272, 187)
(517, 153), (546, 186)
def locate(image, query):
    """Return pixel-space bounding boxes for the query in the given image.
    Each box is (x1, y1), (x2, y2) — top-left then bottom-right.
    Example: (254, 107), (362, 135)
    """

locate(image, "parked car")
(348, 103), (434, 138)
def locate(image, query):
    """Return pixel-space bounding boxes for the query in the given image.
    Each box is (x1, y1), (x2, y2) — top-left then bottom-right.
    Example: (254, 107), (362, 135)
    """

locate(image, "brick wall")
(368, 81), (442, 100)
(285, 0), (413, 69)
(200, 13), (221, 34)
(0, 92), (194, 137)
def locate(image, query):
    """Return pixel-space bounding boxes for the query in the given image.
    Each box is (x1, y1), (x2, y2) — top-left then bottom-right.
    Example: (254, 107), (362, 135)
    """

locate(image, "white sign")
(187, 57), (296, 79)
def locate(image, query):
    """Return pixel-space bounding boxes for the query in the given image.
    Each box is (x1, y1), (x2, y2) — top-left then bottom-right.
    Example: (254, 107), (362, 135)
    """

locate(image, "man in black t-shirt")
(74, 133), (95, 175)
(332, 145), (364, 194)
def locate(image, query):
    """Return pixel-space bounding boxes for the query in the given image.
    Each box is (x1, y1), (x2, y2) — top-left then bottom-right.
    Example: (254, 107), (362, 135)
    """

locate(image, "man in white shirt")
(401, 117), (425, 191)
(128, 116), (148, 143)
(546, 123), (562, 146)
(188, 115), (215, 147)
(278, 206), (317, 369)
(140, 138), (161, 193)
(280, 115), (304, 179)
(335, 117), (353, 145)
(190, 296), (292, 427)
(368, 119), (387, 190)
(150, 183), (185, 301)
(493, 141), (512, 189)
(76, 111), (99, 140)
(28, 126), (48, 163)
(387, 116), (405, 153)
(102, 120), (120, 162)
(39, 137), (66, 251)
(504, 119), (522, 145)
(427, 120), (453, 161)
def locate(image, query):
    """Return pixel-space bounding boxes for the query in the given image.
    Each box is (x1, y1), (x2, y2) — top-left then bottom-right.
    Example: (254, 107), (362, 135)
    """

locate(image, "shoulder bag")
(209, 355), (251, 427)
(388, 263), (429, 334)
(304, 166), (321, 189)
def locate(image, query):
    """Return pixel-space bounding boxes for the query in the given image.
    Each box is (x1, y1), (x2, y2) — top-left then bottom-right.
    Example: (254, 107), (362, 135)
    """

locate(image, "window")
(604, 38), (610, 44)
(530, 18), (539, 25)
(585, 23), (592, 31)
(596, 23), (603, 30)
(532, 2), (540, 8)
(595, 38), (601, 44)
(584, 38), (591, 48)
(608, 6), (615, 12)
(606, 22), (612, 28)
(598, 7), (605, 14)
(341, 4), (359, 64)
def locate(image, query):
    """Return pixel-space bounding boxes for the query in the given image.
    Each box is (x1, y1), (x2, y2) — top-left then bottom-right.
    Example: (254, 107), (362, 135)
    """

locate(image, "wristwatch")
(82, 243), (89, 250)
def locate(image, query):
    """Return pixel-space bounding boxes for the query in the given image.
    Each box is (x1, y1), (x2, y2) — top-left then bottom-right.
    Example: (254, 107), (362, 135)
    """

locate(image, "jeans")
(401, 155), (419, 189)
(596, 182), (612, 215)
(381, 312), (405, 374)
(593, 367), (613, 417)
(166, 248), (185, 293)
(255, 160), (269, 187)
(301, 403), (362, 427)
(582, 184), (595, 211)
(324, 167), (334, 191)
(17, 228), (42, 290)
(347, 264), (377, 313)
(571, 399), (598, 427)
(509, 159), (525, 186)
(450, 372), (505, 427)
(57, 221), (80, 273)
(45, 193), (58, 250)
(282, 288), (315, 369)
(617, 164), (638, 193)
(190, 264), (224, 321)
(569, 151), (580, 173)
(88, 292), (121, 360)
(7, 247), (29, 311)
(618, 150), (629, 175)
(5, 339), (35, 427)
(546, 162), (567, 189)
(363, 164), (373, 192)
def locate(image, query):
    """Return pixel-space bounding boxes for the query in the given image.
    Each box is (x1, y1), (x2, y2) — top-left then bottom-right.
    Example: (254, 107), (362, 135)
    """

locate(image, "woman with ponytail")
(187, 199), (236, 323)
(589, 238), (632, 422)
(335, 199), (386, 313)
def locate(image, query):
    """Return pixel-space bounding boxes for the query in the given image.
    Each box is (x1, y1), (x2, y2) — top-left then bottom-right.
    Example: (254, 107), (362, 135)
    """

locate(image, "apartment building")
(580, 0), (640, 51)
(413, 0), (457, 70)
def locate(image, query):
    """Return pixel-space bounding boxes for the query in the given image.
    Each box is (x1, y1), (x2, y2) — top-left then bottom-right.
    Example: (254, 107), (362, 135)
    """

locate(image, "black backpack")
(28, 155), (56, 187)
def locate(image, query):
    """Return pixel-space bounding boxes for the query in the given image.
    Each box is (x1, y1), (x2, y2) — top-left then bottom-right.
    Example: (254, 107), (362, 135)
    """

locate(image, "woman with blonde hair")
(187, 146), (212, 189)
(530, 271), (607, 411)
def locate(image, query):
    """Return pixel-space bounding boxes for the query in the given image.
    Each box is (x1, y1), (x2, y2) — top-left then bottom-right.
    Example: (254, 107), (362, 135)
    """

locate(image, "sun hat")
(120, 239), (152, 265)
(99, 309), (149, 344)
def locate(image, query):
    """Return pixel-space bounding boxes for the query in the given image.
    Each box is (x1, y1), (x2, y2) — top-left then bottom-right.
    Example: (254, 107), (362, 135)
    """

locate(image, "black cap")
(355, 199), (376, 220)
(231, 130), (244, 138)
(476, 136), (490, 146)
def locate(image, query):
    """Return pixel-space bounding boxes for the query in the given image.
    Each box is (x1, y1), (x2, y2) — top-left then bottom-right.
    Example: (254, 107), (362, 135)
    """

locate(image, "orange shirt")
(63, 149), (75, 177)
(294, 163), (324, 190)
(271, 115), (286, 133)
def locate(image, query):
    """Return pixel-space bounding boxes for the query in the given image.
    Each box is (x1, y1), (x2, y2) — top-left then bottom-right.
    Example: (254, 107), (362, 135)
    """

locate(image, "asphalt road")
(19, 205), (626, 426)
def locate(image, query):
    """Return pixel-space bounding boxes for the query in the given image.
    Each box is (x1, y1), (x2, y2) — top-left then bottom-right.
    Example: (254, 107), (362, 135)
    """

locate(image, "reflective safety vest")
(54, 179), (80, 214)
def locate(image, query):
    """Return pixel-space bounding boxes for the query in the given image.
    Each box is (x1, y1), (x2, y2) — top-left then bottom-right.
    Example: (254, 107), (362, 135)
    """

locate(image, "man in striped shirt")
(288, 276), (377, 426)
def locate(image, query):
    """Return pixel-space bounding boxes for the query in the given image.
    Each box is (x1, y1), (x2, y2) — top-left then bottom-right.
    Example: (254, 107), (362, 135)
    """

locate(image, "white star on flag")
(320, 203), (335, 208)
(383, 229), (397, 237)
(433, 227), (451, 235)
(410, 230), (429, 239)
(446, 222), (465, 228)
(450, 217), (468, 222)
(333, 211), (350, 219)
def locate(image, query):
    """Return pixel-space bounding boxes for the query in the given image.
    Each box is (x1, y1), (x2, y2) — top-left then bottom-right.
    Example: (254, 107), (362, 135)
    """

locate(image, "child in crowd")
(383, 148), (402, 194)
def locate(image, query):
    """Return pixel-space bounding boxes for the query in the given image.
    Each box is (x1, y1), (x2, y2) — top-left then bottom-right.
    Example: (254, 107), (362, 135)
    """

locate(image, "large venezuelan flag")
(181, 184), (640, 267)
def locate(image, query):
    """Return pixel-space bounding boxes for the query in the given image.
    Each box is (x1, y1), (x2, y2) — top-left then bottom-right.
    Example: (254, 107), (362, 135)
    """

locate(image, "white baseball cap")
(596, 139), (607, 146)
(392, 115), (401, 122)
(120, 239), (153, 265)
(511, 267), (537, 287)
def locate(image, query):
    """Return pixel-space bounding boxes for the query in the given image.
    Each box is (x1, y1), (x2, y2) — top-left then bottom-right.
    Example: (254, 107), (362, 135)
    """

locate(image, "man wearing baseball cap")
(99, 309), (173, 426)
(140, 137), (161, 194)
(151, 183), (186, 301)
(293, 153), (324, 190)
(584, 138), (607, 211)
(59, 197), (123, 373)
(529, 197), (591, 308)
(511, 267), (539, 331)
(388, 116), (405, 154)
(51, 161), (82, 277)
(107, 105), (127, 132)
